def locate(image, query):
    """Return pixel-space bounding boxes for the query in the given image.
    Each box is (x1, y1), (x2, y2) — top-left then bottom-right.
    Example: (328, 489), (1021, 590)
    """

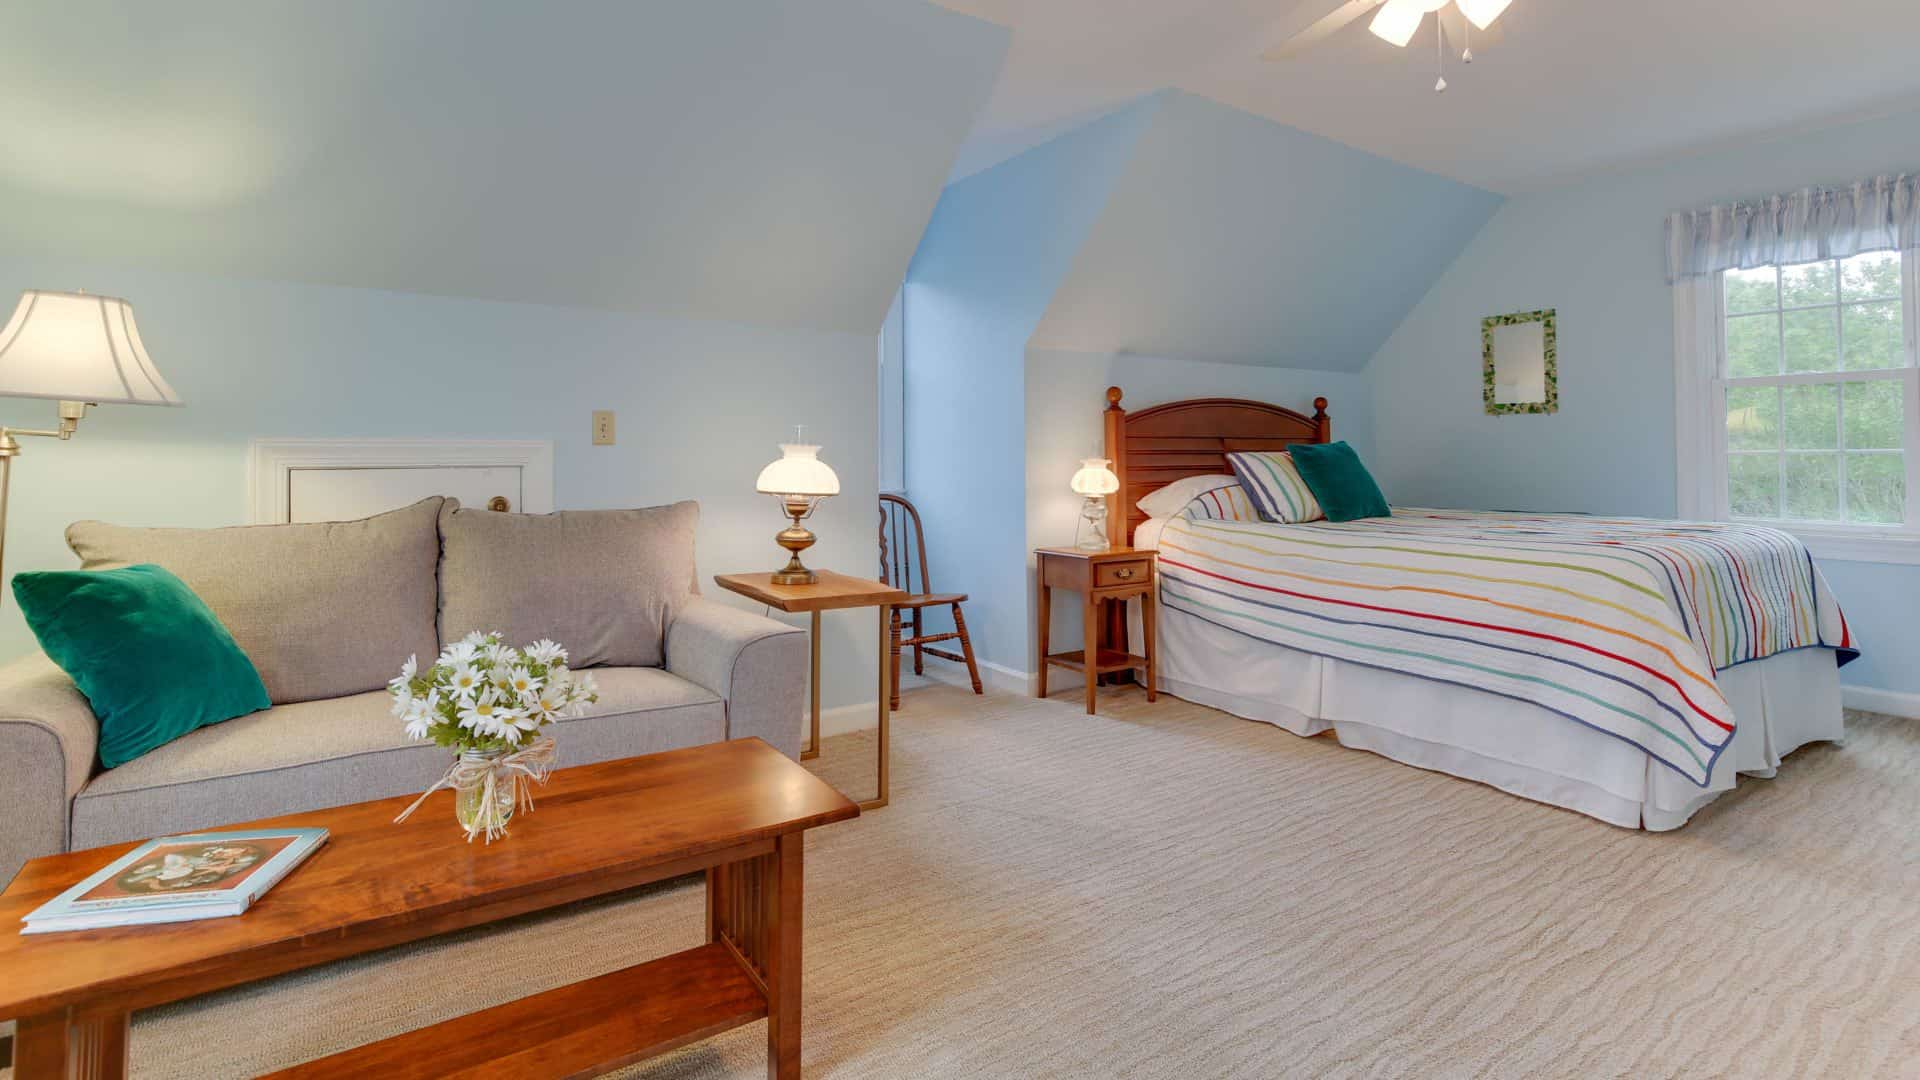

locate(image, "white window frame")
(1677, 250), (1920, 565)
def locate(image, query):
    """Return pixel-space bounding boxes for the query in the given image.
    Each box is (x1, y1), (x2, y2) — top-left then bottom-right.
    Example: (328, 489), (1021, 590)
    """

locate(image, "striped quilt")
(1153, 509), (1855, 786)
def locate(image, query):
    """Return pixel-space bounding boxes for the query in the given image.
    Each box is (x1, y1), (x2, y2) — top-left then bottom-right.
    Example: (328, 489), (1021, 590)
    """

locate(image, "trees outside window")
(1719, 252), (1918, 531)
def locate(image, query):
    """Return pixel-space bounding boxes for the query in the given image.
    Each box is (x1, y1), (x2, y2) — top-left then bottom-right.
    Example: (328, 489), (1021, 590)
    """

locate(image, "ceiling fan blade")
(1260, 0), (1389, 61)
(1436, 6), (1506, 48)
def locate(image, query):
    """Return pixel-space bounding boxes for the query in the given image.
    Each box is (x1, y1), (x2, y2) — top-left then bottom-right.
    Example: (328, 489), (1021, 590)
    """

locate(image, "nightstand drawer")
(1094, 559), (1151, 588)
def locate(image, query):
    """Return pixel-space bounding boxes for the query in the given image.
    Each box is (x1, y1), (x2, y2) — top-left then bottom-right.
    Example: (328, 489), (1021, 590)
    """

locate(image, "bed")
(1101, 387), (1855, 830)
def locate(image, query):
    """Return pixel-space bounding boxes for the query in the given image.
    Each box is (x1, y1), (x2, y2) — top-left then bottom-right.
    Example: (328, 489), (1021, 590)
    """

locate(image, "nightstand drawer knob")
(1115, 567), (1135, 579)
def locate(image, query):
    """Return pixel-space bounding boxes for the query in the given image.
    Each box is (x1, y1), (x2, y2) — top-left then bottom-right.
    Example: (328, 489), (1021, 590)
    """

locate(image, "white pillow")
(1137, 474), (1240, 519)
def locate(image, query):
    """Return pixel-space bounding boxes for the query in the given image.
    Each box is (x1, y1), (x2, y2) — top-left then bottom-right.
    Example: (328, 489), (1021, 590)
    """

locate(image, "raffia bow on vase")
(394, 735), (558, 843)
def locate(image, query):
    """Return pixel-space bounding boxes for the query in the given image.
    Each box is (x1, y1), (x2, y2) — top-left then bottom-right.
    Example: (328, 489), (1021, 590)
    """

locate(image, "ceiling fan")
(1261, 0), (1514, 82)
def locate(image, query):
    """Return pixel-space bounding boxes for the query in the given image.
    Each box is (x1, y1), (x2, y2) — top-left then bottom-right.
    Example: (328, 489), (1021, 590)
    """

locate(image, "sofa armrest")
(0, 654), (99, 886)
(665, 600), (808, 758)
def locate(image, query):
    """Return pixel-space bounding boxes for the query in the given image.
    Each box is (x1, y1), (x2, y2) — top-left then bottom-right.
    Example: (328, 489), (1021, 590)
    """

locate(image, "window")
(1716, 251), (1920, 536)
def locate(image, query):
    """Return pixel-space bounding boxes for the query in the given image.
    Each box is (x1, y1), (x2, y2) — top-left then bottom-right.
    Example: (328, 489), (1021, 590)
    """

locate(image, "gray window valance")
(1664, 173), (1918, 283)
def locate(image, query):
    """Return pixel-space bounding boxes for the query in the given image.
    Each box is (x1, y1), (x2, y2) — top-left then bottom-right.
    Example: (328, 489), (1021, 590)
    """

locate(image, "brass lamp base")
(771, 521), (818, 585)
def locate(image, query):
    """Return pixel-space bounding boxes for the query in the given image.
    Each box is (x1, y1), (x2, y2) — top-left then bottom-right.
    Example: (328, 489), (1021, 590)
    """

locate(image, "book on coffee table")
(20, 827), (328, 934)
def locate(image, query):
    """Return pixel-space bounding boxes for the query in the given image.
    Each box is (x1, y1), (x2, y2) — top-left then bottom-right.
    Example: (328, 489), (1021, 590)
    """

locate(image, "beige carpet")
(17, 684), (1920, 1078)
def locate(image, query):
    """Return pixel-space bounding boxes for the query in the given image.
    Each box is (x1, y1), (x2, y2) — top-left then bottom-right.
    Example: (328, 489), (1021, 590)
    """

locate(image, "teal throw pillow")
(13, 564), (270, 768)
(1287, 442), (1391, 522)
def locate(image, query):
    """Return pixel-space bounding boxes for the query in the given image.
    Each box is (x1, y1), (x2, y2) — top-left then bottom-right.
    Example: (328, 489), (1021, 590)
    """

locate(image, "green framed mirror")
(1482, 309), (1557, 415)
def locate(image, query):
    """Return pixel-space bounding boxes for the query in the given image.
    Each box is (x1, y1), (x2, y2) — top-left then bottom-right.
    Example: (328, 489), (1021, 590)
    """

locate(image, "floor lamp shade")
(0, 290), (183, 405)
(0, 289), (182, 589)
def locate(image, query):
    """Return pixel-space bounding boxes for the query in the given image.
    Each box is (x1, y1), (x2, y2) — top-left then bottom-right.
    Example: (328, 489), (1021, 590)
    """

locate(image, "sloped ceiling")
(1029, 92), (1502, 370)
(0, 1), (1007, 333)
(936, 1), (1920, 194)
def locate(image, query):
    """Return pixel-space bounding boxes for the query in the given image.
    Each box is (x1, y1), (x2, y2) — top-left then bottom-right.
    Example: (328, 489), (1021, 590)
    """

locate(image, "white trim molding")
(1842, 684), (1920, 719)
(247, 438), (555, 524)
(813, 701), (882, 738)
(914, 655), (1034, 696)
(1796, 525), (1920, 566)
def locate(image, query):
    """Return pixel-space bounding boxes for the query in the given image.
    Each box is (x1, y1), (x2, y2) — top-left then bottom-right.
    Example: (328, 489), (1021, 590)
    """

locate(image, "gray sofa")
(0, 496), (807, 886)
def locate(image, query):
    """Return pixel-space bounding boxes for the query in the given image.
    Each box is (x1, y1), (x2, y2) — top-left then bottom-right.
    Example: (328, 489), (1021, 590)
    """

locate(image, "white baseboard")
(797, 659), (1040, 739)
(914, 656), (1034, 696)
(802, 679), (1916, 734)
(812, 701), (880, 738)
(1842, 684), (1920, 718)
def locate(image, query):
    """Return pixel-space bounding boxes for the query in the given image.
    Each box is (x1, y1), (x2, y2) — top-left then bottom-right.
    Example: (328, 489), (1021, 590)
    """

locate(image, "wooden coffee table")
(0, 738), (858, 1080)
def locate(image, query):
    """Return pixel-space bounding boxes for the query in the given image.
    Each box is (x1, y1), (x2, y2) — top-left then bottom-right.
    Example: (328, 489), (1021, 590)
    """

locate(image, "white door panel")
(247, 439), (554, 524)
(288, 465), (524, 523)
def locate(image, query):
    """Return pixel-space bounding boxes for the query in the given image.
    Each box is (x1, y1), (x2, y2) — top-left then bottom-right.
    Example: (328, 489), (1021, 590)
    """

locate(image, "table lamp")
(755, 428), (840, 585)
(0, 290), (182, 580)
(1070, 457), (1119, 551)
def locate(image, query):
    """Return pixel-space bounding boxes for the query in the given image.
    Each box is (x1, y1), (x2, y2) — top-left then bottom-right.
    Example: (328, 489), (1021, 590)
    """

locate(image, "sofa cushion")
(437, 501), (699, 669)
(66, 497), (445, 706)
(13, 564), (270, 768)
(69, 667), (726, 850)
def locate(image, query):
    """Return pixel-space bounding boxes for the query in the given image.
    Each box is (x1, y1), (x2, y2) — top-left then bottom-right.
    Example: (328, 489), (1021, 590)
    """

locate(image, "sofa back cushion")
(66, 497), (446, 705)
(436, 501), (699, 668)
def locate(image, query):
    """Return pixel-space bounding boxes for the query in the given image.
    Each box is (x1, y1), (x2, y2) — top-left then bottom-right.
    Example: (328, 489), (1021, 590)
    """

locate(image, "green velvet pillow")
(1287, 441), (1391, 522)
(13, 564), (270, 768)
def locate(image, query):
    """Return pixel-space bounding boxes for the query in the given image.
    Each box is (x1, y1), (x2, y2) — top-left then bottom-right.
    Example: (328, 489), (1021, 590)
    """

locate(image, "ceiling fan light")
(1456, 0), (1514, 31)
(1368, 0), (1425, 47)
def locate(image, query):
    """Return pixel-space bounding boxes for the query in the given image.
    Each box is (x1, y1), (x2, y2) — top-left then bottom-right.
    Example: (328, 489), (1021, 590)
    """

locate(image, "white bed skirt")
(1136, 601), (1845, 830)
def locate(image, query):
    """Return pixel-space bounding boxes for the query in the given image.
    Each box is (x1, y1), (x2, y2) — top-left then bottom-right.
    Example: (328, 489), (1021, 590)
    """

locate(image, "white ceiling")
(0, 1), (1006, 332)
(937, 0), (1920, 193)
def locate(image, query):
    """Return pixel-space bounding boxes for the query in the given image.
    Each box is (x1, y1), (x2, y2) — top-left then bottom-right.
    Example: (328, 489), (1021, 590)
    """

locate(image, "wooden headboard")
(1103, 385), (1330, 545)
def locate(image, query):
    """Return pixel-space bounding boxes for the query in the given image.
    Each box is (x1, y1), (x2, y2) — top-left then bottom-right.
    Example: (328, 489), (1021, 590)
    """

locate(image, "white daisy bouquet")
(389, 633), (599, 842)
(389, 631), (599, 752)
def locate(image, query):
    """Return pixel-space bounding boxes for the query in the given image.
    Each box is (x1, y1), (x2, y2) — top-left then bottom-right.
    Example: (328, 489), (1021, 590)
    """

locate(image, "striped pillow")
(1226, 451), (1324, 524)
(1181, 481), (1259, 522)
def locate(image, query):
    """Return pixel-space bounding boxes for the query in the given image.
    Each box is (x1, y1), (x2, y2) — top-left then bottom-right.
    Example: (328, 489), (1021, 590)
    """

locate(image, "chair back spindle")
(878, 493), (931, 596)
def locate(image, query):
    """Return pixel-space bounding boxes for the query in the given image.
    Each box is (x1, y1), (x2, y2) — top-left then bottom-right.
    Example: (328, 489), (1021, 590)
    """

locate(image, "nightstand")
(1034, 546), (1157, 714)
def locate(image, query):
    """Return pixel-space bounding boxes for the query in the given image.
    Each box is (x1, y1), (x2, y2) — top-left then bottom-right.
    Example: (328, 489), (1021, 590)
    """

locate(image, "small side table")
(714, 569), (908, 811)
(1034, 546), (1157, 714)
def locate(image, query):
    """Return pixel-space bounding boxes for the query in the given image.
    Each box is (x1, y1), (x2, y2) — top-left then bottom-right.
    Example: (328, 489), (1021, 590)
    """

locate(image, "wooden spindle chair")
(878, 493), (982, 708)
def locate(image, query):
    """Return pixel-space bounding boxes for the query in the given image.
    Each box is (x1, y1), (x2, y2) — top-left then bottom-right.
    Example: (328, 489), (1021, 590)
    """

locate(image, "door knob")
(487, 496), (511, 512)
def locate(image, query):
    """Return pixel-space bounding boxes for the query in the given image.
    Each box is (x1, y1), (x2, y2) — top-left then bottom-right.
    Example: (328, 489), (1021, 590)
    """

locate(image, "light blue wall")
(0, 1), (1014, 724)
(904, 93), (1504, 677)
(1025, 350), (1374, 664)
(903, 103), (1158, 679)
(1032, 92), (1503, 370)
(1367, 104), (1920, 696)
(0, 258), (883, 713)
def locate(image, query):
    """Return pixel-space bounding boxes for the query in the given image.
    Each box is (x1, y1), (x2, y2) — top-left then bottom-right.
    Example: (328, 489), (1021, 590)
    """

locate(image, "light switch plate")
(592, 410), (615, 446)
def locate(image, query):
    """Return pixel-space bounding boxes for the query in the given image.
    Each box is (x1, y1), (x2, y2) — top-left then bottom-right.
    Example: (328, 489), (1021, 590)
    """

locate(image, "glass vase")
(1075, 496), (1111, 551)
(454, 749), (515, 834)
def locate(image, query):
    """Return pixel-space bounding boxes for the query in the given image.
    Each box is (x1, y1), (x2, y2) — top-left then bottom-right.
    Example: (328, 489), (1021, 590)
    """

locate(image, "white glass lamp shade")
(0, 290), (182, 405)
(1369, 0), (1448, 46)
(1069, 458), (1120, 497)
(1455, 0), (1513, 30)
(755, 443), (841, 497)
